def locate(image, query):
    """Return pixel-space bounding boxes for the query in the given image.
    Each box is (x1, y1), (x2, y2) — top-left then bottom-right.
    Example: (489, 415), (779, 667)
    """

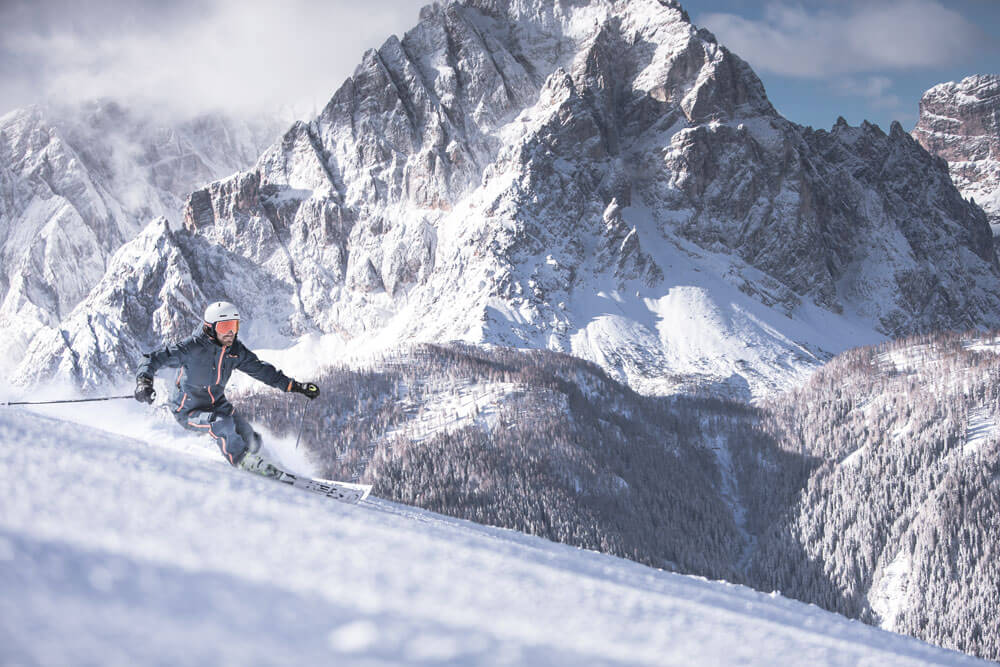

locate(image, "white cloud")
(0, 0), (424, 120)
(832, 76), (901, 110)
(698, 0), (984, 78)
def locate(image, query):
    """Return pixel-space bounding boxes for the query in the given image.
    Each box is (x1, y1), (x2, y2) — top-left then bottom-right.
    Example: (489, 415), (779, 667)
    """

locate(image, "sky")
(0, 0), (998, 130)
(0, 0), (423, 121)
(692, 0), (1000, 130)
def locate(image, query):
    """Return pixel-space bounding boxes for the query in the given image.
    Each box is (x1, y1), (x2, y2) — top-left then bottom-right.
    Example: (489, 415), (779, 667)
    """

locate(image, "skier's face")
(215, 319), (238, 345)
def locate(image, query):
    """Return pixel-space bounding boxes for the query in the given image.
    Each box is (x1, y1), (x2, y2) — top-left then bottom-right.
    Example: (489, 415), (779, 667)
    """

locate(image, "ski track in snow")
(0, 405), (986, 666)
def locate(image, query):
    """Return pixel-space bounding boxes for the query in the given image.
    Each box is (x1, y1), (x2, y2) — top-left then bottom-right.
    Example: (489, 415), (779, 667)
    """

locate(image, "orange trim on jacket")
(215, 346), (226, 385)
(188, 420), (233, 464)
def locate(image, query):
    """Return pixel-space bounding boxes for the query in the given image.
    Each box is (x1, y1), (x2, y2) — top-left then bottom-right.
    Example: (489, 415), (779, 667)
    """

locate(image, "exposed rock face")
(0, 100), (281, 377)
(13, 1), (1000, 396)
(913, 75), (1000, 229)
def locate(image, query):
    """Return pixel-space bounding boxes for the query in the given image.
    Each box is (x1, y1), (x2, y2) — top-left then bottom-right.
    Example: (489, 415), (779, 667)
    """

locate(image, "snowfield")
(0, 404), (985, 666)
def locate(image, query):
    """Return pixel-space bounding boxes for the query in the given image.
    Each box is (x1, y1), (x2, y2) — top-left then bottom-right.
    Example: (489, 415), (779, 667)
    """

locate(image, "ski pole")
(2, 395), (134, 407)
(294, 399), (311, 450)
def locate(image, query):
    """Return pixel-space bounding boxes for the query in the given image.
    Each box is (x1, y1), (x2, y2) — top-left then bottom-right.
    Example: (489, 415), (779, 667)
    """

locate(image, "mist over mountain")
(0, 99), (283, 379)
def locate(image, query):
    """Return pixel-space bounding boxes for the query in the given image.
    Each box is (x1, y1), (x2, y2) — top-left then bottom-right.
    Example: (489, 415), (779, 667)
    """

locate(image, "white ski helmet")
(203, 301), (240, 325)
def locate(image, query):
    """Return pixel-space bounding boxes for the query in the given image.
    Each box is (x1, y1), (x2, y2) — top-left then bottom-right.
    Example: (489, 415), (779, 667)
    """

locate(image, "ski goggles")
(214, 319), (239, 336)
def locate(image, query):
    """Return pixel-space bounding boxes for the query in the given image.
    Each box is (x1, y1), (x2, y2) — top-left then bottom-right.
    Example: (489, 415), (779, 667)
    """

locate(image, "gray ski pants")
(174, 401), (260, 466)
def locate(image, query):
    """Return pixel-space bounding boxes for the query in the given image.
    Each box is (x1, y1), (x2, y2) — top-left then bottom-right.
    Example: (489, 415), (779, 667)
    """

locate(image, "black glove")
(290, 380), (320, 399)
(134, 376), (156, 404)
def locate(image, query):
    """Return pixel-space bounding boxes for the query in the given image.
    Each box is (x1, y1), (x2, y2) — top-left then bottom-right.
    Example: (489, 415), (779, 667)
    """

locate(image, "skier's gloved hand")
(134, 376), (156, 404)
(290, 380), (320, 399)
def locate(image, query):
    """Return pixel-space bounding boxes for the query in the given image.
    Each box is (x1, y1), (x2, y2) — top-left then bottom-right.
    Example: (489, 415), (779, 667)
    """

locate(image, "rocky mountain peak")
(912, 74), (1000, 228)
(11, 2), (1000, 399)
(914, 75), (999, 160)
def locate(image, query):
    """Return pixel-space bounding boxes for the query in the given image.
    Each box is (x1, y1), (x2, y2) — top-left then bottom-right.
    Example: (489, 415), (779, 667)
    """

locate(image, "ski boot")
(248, 430), (264, 454)
(237, 452), (283, 479)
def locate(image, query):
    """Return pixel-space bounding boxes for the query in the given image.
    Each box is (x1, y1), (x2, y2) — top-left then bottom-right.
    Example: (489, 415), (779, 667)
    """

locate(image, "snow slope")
(0, 403), (984, 665)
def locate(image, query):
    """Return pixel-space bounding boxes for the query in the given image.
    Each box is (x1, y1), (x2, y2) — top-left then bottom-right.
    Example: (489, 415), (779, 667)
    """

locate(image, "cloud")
(697, 0), (986, 78)
(0, 0), (424, 120)
(831, 76), (901, 110)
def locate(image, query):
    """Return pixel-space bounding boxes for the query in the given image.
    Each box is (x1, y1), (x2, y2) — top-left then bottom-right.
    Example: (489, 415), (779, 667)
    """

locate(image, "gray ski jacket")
(137, 328), (294, 417)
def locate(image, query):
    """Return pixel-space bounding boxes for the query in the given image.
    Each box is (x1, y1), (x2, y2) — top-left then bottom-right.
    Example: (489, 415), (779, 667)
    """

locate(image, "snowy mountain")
(14, 0), (1000, 397)
(145, 336), (993, 661)
(236, 343), (776, 582)
(913, 75), (1000, 232)
(0, 402), (986, 665)
(755, 329), (1000, 661)
(0, 100), (282, 379)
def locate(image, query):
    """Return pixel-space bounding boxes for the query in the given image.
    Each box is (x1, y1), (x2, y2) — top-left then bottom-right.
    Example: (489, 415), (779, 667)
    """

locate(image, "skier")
(133, 301), (320, 476)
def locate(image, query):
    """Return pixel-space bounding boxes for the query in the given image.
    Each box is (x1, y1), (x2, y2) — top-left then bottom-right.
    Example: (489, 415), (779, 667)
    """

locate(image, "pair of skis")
(273, 469), (372, 504)
(244, 463), (371, 504)
(273, 396), (372, 503)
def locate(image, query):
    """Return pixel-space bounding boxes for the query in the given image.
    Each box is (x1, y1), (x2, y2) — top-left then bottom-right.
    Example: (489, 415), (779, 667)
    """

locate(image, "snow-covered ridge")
(760, 329), (1000, 660)
(0, 404), (984, 665)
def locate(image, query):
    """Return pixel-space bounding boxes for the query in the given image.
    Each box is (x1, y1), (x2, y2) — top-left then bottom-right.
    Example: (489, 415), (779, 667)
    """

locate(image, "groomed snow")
(0, 403), (985, 666)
